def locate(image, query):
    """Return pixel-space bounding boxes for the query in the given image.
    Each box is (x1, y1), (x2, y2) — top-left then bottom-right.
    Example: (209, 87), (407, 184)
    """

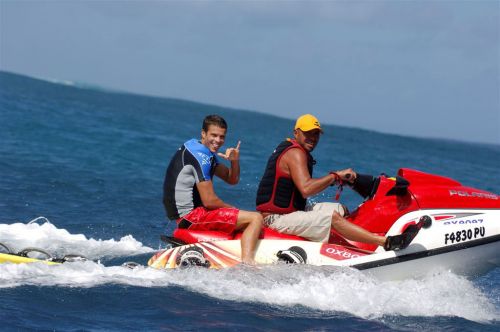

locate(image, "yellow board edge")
(0, 253), (60, 265)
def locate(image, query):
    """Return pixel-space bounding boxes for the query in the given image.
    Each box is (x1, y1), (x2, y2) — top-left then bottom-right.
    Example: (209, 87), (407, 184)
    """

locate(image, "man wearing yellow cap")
(255, 114), (410, 250)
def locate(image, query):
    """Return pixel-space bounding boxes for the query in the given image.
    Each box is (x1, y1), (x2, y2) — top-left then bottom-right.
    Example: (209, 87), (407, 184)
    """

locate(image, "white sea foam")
(0, 259), (498, 322)
(172, 265), (499, 322)
(0, 217), (154, 259)
(0, 260), (166, 289)
(45, 78), (76, 86)
(0, 218), (498, 322)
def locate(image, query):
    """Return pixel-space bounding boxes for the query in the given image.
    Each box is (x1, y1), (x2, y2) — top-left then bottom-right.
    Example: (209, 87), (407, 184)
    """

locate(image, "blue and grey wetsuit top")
(163, 139), (219, 220)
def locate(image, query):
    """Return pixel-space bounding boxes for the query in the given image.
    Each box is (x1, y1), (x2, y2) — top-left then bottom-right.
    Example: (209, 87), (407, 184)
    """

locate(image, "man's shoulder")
(184, 139), (209, 156)
(184, 138), (202, 150)
(281, 145), (307, 164)
(183, 139), (216, 168)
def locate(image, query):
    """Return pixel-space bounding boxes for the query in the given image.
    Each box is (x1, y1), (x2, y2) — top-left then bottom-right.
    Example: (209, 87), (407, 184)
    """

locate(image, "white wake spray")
(169, 265), (499, 322)
(0, 217), (154, 259)
(0, 262), (497, 322)
(0, 217), (498, 322)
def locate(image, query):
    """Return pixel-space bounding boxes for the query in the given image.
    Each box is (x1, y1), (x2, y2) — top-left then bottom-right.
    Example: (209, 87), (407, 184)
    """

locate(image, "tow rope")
(330, 172), (345, 201)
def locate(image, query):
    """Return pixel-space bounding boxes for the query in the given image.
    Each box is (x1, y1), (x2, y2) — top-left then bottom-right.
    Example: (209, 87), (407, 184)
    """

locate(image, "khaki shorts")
(264, 202), (346, 243)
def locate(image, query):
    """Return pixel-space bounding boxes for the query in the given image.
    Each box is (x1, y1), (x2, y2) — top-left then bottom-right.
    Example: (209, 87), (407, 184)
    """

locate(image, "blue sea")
(0, 71), (499, 331)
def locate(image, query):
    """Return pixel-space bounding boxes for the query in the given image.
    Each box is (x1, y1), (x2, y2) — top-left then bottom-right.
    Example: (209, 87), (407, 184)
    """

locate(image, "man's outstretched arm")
(284, 149), (356, 198)
(215, 141), (241, 185)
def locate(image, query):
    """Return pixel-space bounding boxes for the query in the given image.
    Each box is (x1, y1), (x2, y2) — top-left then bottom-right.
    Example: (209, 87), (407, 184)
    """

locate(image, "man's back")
(163, 139), (217, 220)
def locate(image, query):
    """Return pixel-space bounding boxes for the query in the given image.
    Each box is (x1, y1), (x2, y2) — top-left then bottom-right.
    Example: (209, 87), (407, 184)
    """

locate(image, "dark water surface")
(1, 71), (499, 331)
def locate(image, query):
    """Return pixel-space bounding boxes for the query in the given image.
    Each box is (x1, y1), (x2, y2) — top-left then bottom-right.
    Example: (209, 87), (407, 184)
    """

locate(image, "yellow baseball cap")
(295, 114), (323, 133)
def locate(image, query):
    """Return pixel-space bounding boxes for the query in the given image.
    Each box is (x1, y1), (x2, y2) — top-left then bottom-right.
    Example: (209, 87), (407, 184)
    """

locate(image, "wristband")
(329, 172), (341, 186)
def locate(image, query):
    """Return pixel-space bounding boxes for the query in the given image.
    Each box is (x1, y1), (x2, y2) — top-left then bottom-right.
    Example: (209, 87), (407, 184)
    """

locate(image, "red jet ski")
(148, 168), (500, 279)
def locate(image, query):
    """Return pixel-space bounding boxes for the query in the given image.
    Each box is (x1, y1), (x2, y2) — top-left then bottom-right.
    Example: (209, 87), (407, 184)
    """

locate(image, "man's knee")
(250, 212), (263, 226)
(339, 204), (349, 216)
(238, 211), (263, 228)
(331, 211), (344, 227)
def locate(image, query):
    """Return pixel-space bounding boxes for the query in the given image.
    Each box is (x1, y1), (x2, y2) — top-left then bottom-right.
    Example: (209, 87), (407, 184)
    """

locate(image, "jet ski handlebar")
(330, 172), (379, 201)
(348, 173), (380, 199)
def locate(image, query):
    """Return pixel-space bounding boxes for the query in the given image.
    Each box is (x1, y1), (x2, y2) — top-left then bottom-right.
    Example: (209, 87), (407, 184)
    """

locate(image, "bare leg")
(331, 212), (386, 246)
(235, 211), (263, 264)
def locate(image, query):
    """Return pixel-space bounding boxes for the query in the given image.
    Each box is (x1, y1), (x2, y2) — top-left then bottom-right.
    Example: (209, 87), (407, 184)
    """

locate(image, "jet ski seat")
(173, 227), (306, 244)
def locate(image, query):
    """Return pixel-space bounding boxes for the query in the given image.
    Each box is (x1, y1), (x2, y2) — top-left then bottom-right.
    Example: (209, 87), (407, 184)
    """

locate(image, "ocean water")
(0, 71), (499, 331)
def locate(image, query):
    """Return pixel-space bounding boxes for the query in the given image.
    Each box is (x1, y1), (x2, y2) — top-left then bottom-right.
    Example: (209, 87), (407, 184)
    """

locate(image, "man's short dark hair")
(202, 114), (228, 132)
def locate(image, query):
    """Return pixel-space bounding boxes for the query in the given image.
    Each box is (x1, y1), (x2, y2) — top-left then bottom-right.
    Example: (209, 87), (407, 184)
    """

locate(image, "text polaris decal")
(449, 190), (498, 200)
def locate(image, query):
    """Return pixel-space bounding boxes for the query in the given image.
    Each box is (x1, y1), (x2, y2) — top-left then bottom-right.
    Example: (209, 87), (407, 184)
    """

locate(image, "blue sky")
(1, 1), (498, 144)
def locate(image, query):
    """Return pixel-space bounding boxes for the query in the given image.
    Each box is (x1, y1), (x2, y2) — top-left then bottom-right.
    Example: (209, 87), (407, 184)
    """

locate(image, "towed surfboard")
(0, 252), (61, 265)
(0, 243), (86, 266)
